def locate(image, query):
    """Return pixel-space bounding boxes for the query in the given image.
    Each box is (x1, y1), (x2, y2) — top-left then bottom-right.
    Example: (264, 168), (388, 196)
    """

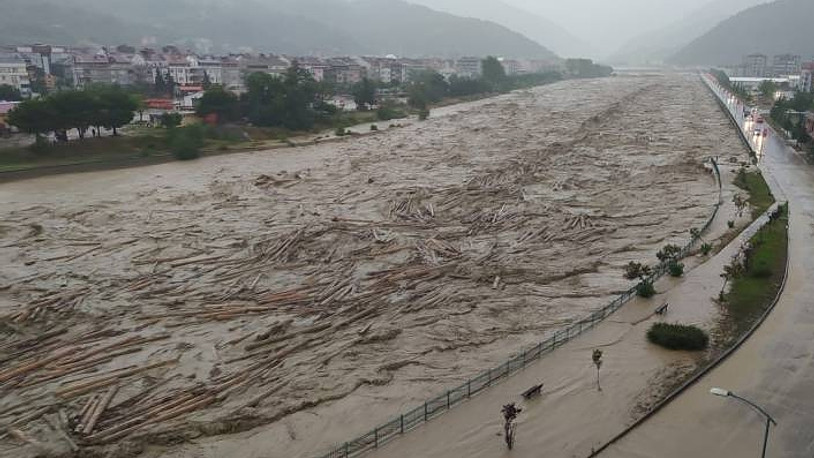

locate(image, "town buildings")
(0, 56), (31, 97)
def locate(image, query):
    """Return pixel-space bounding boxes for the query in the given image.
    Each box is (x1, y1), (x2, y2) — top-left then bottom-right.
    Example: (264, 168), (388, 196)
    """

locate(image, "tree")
(481, 56), (506, 88)
(6, 99), (59, 143)
(93, 86), (138, 136)
(116, 44), (136, 54)
(196, 86), (239, 123)
(352, 77), (377, 111)
(0, 84), (22, 101)
(155, 71), (167, 96)
(758, 80), (777, 100)
(49, 90), (96, 139)
(160, 112), (183, 129)
(202, 71), (212, 90)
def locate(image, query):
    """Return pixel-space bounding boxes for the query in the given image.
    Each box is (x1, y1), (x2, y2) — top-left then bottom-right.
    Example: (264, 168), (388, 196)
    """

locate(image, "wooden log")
(82, 385), (118, 435)
(57, 359), (176, 399)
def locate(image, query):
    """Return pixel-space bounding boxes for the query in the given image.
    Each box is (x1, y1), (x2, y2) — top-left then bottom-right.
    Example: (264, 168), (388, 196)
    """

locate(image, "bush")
(624, 261), (649, 280)
(418, 108), (430, 121)
(637, 279), (656, 298)
(701, 243), (713, 256)
(168, 125), (205, 161)
(335, 127), (346, 137)
(160, 112), (183, 129)
(668, 261), (684, 277)
(647, 323), (709, 351)
(370, 124), (378, 131)
(656, 244), (682, 262)
(376, 103), (406, 121)
(727, 220), (735, 229)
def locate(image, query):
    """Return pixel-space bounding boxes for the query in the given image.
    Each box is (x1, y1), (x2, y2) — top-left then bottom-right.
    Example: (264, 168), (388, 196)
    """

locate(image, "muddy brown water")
(0, 74), (747, 458)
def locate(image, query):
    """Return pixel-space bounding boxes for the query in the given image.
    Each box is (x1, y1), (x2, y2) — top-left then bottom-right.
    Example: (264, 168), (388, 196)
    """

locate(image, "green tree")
(352, 77), (377, 111)
(196, 86), (239, 123)
(49, 90), (96, 139)
(202, 71), (212, 90)
(758, 80), (777, 100)
(93, 86), (138, 136)
(160, 112), (183, 129)
(0, 84), (22, 101)
(7, 99), (58, 141)
(155, 71), (167, 96)
(481, 56), (506, 88)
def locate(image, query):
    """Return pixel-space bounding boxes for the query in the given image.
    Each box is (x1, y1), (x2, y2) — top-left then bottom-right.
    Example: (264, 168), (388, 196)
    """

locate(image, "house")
(456, 57), (482, 78)
(70, 51), (137, 87)
(0, 101), (20, 134)
(238, 54), (291, 80)
(325, 57), (366, 85)
(800, 62), (814, 93)
(296, 56), (329, 82)
(743, 54), (769, 78)
(773, 54), (801, 77)
(0, 56), (32, 97)
(805, 112), (814, 138)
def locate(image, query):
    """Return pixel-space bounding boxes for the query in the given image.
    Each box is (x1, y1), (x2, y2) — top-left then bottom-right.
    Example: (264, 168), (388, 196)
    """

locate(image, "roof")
(0, 101), (20, 115)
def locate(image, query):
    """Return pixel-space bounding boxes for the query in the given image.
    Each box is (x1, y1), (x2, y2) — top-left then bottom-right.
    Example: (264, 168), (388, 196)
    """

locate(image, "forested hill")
(0, 0), (557, 59)
(669, 0), (814, 65)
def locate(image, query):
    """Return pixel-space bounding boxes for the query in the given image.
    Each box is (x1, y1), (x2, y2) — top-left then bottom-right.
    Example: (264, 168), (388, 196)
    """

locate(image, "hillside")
(609, 0), (768, 65)
(403, 0), (593, 58)
(669, 0), (814, 65)
(0, 0), (557, 58)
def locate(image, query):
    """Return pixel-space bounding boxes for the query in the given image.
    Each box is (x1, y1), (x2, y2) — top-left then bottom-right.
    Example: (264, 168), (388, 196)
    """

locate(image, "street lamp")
(710, 387), (778, 458)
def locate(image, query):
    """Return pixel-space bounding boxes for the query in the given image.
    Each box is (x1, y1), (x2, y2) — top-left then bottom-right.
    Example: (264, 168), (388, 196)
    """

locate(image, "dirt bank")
(0, 74), (746, 458)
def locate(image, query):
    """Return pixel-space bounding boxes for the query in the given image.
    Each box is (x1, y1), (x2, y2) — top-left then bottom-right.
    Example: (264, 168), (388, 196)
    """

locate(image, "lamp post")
(710, 387), (777, 458)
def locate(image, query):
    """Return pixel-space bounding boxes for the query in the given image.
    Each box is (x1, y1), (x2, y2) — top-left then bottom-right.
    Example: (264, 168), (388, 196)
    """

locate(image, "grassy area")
(721, 204), (788, 339)
(734, 168), (774, 218)
(0, 134), (171, 173)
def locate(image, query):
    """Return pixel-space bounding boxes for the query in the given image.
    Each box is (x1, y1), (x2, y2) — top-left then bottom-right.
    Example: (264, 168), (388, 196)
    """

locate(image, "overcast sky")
(483, 0), (716, 55)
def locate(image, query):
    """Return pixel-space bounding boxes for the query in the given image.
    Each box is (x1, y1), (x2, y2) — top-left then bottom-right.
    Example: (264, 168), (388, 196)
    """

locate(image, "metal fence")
(318, 158), (723, 458)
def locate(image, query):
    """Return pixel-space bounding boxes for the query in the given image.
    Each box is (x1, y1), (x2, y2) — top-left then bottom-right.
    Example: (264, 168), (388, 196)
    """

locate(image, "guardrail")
(318, 158), (723, 458)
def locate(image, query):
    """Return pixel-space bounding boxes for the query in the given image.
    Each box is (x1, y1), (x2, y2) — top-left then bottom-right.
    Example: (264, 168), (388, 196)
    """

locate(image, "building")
(773, 54), (801, 77)
(456, 57), (482, 78)
(0, 56), (31, 97)
(238, 54), (291, 80)
(742, 54), (769, 78)
(800, 62), (814, 93)
(70, 51), (140, 87)
(296, 56), (329, 82)
(325, 57), (366, 85)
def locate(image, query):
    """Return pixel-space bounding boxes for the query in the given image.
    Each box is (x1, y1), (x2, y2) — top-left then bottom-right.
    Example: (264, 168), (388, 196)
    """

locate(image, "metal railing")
(318, 158), (723, 458)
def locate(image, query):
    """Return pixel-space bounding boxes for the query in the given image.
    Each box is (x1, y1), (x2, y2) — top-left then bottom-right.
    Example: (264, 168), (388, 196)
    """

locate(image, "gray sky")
(485, 0), (716, 55)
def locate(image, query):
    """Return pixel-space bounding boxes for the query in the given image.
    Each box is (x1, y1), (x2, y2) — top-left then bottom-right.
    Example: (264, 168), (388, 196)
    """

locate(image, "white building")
(0, 56), (31, 97)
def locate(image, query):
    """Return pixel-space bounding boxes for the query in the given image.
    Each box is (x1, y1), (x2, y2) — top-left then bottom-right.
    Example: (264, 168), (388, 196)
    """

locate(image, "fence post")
(446, 390), (451, 409)
(487, 368), (492, 386)
(374, 427), (379, 448)
(522, 349), (526, 367)
(505, 361), (510, 376)
(467, 379), (471, 397)
(424, 401), (428, 421)
(400, 414), (404, 433)
(552, 334), (556, 349)
(344, 442), (349, 458)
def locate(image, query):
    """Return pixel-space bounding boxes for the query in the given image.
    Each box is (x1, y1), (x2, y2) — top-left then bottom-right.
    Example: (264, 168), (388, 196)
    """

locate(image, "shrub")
(160, 112), (183, 129)
(727, 220), (735, 228)
(647, 323), (709, 351)
(370, 124), (378, 131)
(637, 279), (656, 298)
(656, 244), (682, 262)
(701, 243), (713, 255)
(668, 261), (684, 277)
(624, 261), (649, 280)
(335, 127), (346, 137)
(418, 108), (430, 121)
(168, 125), (205, 161)
(376, 103), (406, 121)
